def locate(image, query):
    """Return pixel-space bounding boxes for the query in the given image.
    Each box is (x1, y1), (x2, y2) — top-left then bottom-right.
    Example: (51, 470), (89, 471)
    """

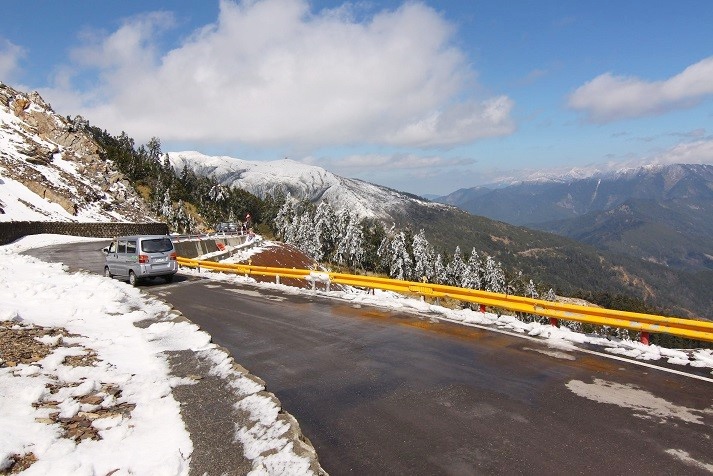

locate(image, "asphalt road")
(26, 242), (713, 475)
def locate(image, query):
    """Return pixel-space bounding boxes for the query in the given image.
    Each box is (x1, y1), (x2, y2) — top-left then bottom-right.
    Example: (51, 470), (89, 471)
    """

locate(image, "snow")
(2, 234), (711, 473)
(168, 151), (447, 221)
(0, 85), (154, 223)
(0, 235), (317, 475)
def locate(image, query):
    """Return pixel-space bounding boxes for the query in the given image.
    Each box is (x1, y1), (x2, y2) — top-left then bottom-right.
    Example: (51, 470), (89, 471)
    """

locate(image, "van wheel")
(129, 271), (138, 287)
(104, 267), (113, 278)
(164, 274), (174, 283)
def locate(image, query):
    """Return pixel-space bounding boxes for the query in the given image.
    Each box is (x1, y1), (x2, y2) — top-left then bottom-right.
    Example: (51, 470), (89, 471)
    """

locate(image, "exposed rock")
(11, 96), (30, 116)
(0, 82), (158, 222)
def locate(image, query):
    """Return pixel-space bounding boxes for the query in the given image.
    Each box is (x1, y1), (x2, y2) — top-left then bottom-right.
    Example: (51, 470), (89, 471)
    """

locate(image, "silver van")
(103, 235), (178, 286)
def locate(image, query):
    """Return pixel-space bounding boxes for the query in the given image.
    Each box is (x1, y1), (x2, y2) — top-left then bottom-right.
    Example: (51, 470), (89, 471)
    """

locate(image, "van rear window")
(141, 238), (173, 253)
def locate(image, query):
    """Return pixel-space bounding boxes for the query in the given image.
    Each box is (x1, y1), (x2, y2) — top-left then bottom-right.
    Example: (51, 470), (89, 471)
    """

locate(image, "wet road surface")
(26, 242), (713, 475)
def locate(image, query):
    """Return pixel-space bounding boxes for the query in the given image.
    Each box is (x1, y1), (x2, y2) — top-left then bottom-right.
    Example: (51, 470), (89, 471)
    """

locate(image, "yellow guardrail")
(177, 257), (713, 344)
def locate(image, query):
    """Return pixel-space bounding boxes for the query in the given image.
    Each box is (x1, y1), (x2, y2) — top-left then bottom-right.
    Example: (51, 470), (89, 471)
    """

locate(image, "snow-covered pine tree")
(412, 229), (435, 282)
(294, 211), (321, 259)
(208, 184), (226, 203)
(545, 288), (557, 301)
(483, 255), (506, 293)
(462, 248), (483, 290)
(446, 246), (466, 287)
(433, 254), (447, 284)
(525, 279), (539, 299)
(173, 200), (192, 234)
(377, 234), (392, 274)
(340, 212), (365, 270)
(160, 189), (173, 220)
(314, 201), (338, 262)
(274, 194), (296, 240)
(388, 231), (413, 280)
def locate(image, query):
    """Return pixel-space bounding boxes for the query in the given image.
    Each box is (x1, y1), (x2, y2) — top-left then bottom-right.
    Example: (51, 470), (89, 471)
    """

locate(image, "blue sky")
(2, 0), (712, 195)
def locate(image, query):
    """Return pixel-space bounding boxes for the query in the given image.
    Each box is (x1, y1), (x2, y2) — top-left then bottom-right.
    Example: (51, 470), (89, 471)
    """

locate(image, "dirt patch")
(248, 242), (319, 269)
(238, 242), (323, 289)
(0, 321), (70, 367)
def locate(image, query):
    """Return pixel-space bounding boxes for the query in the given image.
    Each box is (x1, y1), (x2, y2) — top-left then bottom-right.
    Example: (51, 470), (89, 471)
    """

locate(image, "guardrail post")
(276, 275), (280, 285)
(640, 332), (650, 346)
(549, 317), (559, 327)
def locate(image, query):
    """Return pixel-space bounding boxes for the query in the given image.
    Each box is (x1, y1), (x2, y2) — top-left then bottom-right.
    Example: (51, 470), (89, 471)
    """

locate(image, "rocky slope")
(0, 82), (156, 222)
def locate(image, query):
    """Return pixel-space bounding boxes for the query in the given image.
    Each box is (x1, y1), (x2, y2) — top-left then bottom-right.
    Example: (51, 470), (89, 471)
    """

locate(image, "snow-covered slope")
(168, 151), (449, 220)
(0, 82), (156, 222)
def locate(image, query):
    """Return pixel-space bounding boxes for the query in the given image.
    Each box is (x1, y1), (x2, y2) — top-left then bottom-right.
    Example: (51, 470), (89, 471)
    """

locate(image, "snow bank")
(0, 236), (321, 475)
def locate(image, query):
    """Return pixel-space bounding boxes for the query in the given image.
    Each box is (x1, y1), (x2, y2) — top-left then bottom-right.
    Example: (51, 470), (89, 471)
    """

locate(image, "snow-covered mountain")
(168, 151), (449, 221)
(0, 83), (156, 222)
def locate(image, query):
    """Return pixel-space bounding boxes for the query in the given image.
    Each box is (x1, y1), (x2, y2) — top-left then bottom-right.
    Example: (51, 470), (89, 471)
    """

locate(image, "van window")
(127, 241), (137, 254)
(108, 242), (116, 253)
(118, 239), (127, 253)
(141, 238), (173, 253)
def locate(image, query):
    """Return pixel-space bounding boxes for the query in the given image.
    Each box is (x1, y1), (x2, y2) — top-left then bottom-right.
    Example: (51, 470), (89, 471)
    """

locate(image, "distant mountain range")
(438, 164), (713, 272)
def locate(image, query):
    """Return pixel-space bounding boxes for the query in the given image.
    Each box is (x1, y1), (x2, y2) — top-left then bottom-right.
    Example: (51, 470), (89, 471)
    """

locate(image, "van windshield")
(141, 238), (173, 253)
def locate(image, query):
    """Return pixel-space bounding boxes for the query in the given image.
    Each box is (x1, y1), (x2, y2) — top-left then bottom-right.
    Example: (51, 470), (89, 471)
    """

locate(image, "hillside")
(438, 164), (713, 271)
(0, 82), (156, 222)
(168, 151), (448, 222)
(168, 151), (713, 319)
(535, 198), (713, 270)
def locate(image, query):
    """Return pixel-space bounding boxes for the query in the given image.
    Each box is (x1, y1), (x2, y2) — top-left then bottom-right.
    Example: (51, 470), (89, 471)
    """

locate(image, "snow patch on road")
(565, 378), (713, 425)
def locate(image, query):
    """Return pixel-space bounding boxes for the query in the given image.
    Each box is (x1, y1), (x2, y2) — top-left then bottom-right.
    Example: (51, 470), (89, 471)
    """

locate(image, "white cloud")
(568, 56), (713, 123)
(42, 0), (513, 149)
(651, 139), (713, 166)
(0, 38), (25, 83)
(306, 152), (474, 171)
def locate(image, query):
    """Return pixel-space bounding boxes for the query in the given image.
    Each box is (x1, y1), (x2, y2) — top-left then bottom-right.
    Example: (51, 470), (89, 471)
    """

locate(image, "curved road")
(27, 241), (713, 475)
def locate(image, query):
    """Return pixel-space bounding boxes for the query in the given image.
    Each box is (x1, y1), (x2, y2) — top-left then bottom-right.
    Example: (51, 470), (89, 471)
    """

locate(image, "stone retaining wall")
(0, 221), (169, 246)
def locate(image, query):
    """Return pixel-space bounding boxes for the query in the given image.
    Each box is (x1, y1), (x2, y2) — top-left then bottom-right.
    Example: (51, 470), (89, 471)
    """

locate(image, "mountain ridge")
(437, 163), (713, 271)
(168, 150), (449, 222)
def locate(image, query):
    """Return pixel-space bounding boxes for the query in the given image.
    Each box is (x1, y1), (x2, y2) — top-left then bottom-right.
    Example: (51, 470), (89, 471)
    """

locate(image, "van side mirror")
(102, 247), (109, 254)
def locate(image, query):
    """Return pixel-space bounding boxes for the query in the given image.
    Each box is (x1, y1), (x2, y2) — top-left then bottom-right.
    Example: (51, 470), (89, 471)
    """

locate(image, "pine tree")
(295, 211), (320, 259)
(446, 246), (466, 287)
(339, 213), (365, 270)
(483, 255), (506, 293)
(314, 201), (338, 261)
(173, 200), (191, 233)
(388, 231), (413, 280)
(412, 229), (435, 282)
(433, 254), (447, 284)
(462, 248), (483, 290)
(161, 190), (173, 220)
(377, 234), (392, 274)
(360, 218), (386, 272)
(525, 279), (539, 299)
(274, 194), (296, 240)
